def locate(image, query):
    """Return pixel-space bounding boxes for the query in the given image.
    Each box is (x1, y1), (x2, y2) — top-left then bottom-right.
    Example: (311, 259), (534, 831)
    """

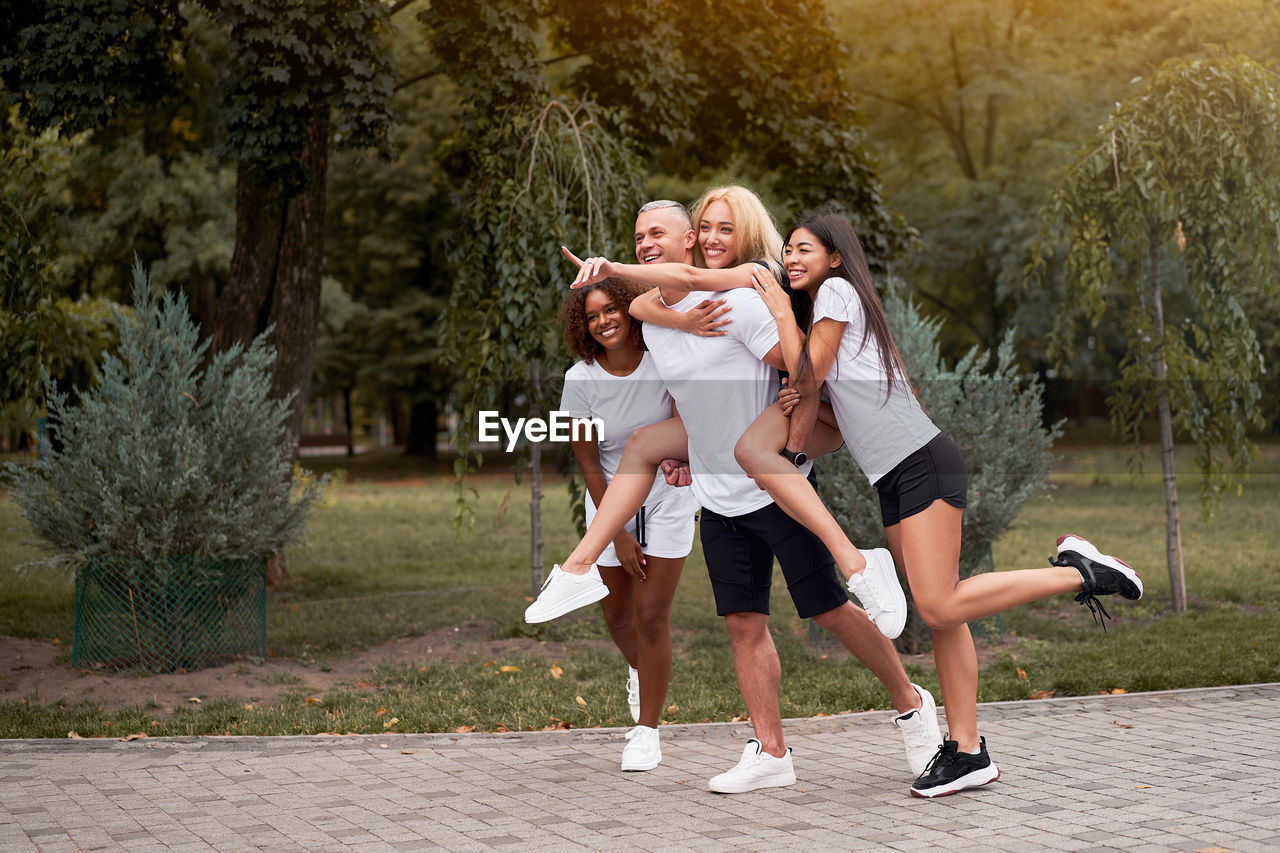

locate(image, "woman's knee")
(632, 602), (671, 638)
(911, 594), (959, 631)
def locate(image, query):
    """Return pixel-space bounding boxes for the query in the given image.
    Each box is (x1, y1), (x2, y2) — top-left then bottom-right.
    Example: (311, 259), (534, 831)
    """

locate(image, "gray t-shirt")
(812, 277), (939, 484)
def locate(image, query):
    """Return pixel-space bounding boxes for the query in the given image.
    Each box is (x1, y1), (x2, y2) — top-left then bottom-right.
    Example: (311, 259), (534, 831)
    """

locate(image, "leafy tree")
(1034, 52), (1280, 611)
(835, 0), (1280, 362)
(2, 0), (397, 440)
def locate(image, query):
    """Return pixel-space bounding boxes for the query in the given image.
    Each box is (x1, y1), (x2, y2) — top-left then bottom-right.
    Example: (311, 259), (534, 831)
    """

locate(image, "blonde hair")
(690, 185), (784, 270)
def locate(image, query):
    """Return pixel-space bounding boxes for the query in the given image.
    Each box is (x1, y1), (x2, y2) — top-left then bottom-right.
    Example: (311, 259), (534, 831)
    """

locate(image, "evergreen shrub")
(815, 283), (1063, 652)
(2, 262), (325, 671)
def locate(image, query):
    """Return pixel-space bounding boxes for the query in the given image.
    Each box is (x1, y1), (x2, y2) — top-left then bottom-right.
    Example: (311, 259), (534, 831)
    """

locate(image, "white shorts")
(587, 488), (699, 565)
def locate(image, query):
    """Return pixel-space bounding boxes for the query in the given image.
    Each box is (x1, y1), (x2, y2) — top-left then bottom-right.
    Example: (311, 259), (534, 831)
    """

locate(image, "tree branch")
(395, 67), (443, 92)
(543, 51), (592, 67)
(389, 0), (420, 16)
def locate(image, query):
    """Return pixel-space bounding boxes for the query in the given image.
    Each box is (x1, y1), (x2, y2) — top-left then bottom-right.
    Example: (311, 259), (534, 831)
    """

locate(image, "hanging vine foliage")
(1035, 51), (1280, 514)
(438, 97), (643, 532)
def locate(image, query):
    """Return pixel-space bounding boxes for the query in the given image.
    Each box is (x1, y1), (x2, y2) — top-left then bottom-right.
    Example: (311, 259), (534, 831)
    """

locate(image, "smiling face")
(584, 288), (632, 352)
(784, 226), (842, 293)
(698, 200), (740, 268)
(634, 207), (695, 265)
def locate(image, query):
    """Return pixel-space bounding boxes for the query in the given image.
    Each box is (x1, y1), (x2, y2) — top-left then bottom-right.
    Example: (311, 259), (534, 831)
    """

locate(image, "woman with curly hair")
(554, 277), (699, 772)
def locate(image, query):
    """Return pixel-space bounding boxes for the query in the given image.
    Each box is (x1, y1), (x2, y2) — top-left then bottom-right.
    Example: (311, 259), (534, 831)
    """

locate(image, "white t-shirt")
(558, 351), (677, 508)
(643, 288), (812, 517)
(811, 276), (939, 484)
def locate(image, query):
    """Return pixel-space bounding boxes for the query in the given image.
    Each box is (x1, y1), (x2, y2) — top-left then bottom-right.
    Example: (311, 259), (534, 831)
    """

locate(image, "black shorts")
(874, 432), (968, 527)
(698, 502), (850, 620)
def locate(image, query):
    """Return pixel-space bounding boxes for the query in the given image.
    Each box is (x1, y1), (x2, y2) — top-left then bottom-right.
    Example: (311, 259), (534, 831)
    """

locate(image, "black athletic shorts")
(873, 432), (968, 527)
(698, 501), (850, 620)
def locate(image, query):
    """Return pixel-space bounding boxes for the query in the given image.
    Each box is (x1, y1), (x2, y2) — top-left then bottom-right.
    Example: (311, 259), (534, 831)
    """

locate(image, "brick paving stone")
(4, 684), (1278, 850)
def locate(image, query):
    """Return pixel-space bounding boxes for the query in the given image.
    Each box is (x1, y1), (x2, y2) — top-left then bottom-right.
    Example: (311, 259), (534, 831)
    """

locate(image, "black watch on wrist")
(780, 448), (808, 467)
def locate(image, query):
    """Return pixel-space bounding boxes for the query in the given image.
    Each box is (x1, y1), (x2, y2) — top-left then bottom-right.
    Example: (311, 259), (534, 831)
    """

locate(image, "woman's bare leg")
(901, 501), (1082, 632)
(630, 555), (684, 728)
(559, 417), (689, 575)
(734, 404), (869, 579)
(597, 564), (638, 667)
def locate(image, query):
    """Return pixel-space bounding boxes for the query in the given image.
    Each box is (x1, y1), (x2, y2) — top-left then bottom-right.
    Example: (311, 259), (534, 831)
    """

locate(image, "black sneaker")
(910, 737), (1000, 798)
(1051, 534), (1143, 630)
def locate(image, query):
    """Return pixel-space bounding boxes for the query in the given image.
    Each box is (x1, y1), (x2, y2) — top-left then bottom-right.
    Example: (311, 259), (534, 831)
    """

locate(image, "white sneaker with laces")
(893, 682), (944, 777)
(523, 564), (609, 624)
(708, 739), (795, 793)
(620, 725), (661, 771)
(847, 548), (908, 639)
(626, 666), (640, 723)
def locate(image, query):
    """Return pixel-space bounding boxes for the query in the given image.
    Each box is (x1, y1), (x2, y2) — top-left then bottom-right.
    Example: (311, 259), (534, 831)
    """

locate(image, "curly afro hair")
(558, 278), (650, 364)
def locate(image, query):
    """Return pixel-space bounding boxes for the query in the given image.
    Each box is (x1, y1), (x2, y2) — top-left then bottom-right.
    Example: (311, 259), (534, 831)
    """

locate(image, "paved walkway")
(2, 683), (1278, 852)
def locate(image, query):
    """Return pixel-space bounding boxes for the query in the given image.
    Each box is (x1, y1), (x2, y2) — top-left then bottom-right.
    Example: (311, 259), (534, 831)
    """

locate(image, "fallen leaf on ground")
(1028, 689), (1056, 700)
(1135, 784), (1151, 789)
(305, 697), (321, 704)
(499, 665), (520, 673)
(1114, 721), (1134, 729)
(453, 725), (477, 733)
(1016, 668), (1028, 681)
(575, 696), (587, 707)
(1109, 688), (1127, 694)
(120, 733), (147, 742)
(382, 717), (399, 728)
(187, 697), (201, 704)
(67, 731), (82, 739)
(376, 707), (387, 717)
(549, 664), (564, 680)
(666, 704), (679, 712)
(401, 750), (416, 755)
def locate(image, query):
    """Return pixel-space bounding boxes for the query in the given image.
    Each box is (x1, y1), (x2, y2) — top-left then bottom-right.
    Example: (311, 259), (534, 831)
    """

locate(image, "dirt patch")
(2, 615), (1027, 716)
(0, 623), (608, 716)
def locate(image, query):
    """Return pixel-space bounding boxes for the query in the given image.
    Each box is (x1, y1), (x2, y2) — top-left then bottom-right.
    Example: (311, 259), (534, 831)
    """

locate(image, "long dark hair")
(789, 212), (908, 400)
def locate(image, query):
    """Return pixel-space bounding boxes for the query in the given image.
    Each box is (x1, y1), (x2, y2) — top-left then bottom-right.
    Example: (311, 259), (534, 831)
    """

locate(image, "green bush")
(816, 283), (1062, 651)
(2, 262), (324, 569)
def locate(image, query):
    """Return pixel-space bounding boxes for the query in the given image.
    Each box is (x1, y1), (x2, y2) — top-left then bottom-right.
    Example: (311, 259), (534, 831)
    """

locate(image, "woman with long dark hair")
(732, 211), (1144, 797)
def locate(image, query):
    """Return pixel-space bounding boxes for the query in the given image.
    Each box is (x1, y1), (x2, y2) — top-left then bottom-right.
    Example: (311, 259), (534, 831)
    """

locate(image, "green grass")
(1, 442), (1278, 738)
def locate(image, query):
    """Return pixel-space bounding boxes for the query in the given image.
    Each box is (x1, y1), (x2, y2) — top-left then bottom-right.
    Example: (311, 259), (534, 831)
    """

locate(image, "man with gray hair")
(546, 198), (943, 792)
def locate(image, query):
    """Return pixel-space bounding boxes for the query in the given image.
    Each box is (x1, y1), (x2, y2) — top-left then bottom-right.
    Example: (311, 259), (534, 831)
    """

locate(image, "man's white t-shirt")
(812, 276), (939, 484)
(558, 351), (679, 509)
(643, 287), (812, 517)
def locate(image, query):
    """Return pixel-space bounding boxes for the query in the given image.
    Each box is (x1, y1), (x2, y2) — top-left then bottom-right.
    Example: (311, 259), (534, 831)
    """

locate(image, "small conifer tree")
(4, 261), (324, 569)
(816, 283), (1062, 652)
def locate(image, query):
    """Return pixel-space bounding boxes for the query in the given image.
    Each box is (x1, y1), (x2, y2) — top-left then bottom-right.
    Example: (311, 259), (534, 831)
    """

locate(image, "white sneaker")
(626, 666), (640, 723)
(620, 725), (661, 771)
(523, 564), (609, 624)
(893, 682), (944, 777)
(847, 548), (908, 639)
(708, 739), (795, 793)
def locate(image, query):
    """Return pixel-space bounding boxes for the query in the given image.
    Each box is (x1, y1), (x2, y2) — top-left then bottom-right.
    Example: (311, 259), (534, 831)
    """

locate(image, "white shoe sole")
(1057, 535), (1143, 599)
(910, 763), (1000, 798)
(621, 752), (661, 772)
(523, 582), (609, 624)
(708, 768), (796, 793)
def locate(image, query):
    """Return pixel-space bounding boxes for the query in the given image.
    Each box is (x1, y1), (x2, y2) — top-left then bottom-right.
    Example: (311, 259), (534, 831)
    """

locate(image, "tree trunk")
(1148, 225), (1187, 611)
(214, 115), (330, 589)
(215, 117), (329, 443)
(404, 398), (439, 458)
(529, 362), (544, 597)
(342, 387), (355, 456)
